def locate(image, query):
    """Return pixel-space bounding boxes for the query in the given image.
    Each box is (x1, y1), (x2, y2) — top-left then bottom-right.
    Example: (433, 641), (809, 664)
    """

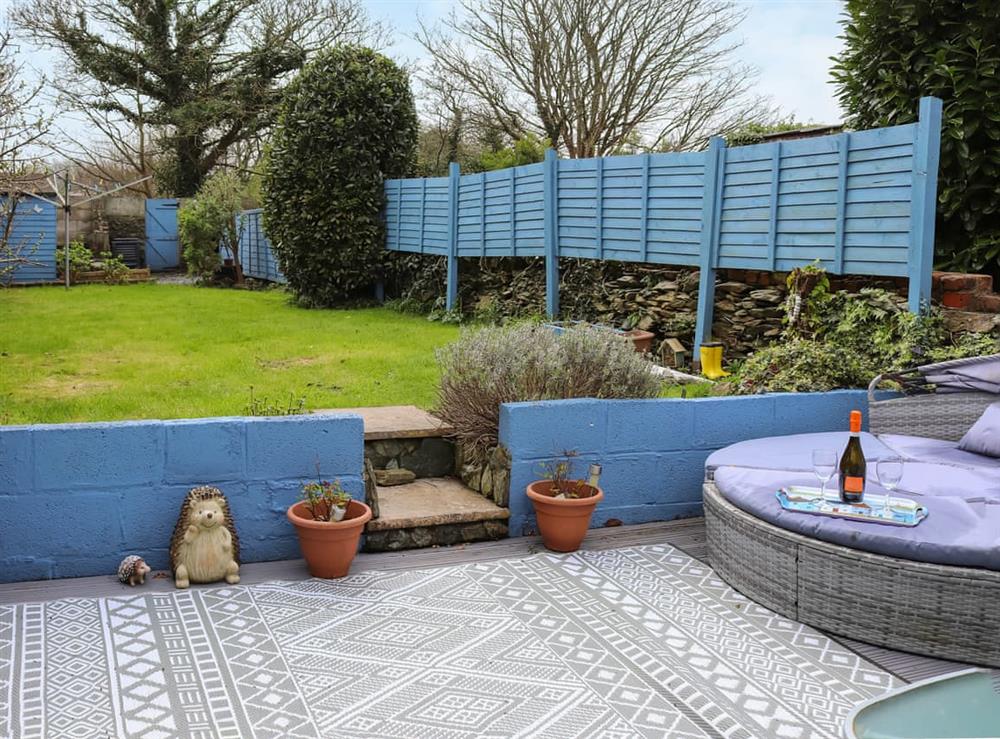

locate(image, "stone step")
(314, 405), (453, 441)
(364, 477), (509, 552)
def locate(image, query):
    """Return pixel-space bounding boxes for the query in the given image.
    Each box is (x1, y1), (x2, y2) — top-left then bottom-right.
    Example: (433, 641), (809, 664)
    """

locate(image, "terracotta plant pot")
(526, 480), (604, 553)
(287, 499), (372, 578)
(624, 328), (655, 353)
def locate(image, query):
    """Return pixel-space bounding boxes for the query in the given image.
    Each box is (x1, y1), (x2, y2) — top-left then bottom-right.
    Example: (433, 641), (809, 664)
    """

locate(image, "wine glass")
(876, 457), (904, 517)
(812, 449), (837, 499)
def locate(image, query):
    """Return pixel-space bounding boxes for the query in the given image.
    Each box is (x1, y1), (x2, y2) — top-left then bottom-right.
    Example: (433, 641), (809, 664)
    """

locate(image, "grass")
(0, 284), (460, 424)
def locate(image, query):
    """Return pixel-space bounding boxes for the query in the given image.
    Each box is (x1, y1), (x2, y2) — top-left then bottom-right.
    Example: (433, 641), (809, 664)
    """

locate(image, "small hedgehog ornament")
(117, 555), (151, 586)
(169, 486), (241, 589)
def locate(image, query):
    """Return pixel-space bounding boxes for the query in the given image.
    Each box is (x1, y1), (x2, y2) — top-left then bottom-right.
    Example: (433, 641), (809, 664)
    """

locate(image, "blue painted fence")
(385, 97), (943, 344)
(4, 195), (58, 284)
(238, 208), (285, 283)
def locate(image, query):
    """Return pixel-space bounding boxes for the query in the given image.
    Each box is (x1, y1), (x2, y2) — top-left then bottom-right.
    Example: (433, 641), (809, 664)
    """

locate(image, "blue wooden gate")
(145, 198), (180, 271)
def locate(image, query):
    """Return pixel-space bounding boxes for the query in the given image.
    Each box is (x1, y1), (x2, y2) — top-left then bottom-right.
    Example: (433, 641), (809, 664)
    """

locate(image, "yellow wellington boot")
(699, 342), (730, 380)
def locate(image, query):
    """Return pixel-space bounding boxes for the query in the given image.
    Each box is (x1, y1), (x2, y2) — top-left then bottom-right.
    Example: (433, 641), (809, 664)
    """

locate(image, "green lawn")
(0, 284), (460, 424)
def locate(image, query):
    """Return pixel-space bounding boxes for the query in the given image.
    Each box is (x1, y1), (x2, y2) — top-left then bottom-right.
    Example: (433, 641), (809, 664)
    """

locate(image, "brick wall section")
(0, 414), (364, 583)
(498, 390), (874, 537)
(933, 271), (1000, 312)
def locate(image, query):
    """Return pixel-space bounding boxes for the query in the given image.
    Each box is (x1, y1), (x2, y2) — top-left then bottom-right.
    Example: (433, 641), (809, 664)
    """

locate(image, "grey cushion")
(958, 402), (1000, 458)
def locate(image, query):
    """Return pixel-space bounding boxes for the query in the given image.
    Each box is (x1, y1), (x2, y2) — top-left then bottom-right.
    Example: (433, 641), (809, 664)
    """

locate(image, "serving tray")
(776, 485), (928, 527)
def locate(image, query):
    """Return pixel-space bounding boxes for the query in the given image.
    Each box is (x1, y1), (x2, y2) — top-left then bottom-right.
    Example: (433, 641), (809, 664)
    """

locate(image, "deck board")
(0, 516), (964, 683)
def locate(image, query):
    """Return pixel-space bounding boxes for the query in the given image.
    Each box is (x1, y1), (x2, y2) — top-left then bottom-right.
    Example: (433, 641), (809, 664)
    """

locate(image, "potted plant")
(526, 452), (604, 552)
(286, 478), (372, 578)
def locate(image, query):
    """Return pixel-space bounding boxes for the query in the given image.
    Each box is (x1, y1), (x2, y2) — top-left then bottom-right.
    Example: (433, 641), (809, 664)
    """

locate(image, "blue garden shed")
(4, 195), (58, 284)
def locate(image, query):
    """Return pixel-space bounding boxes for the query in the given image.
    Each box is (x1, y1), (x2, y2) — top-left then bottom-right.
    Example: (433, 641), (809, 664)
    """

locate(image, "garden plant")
(263, 46), (418, 307)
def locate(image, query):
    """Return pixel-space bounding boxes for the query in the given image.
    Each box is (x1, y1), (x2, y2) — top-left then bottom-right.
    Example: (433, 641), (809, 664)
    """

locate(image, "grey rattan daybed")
(704, 374), (1000, 668)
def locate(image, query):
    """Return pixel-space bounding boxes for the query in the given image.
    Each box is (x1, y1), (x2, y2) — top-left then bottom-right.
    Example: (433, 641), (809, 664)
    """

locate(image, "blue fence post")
(832, 133), (850, 274)
(908, 96), (943, 313)
(544, 148), (559, 318)
(694, 137), (726, 354)
(765, 142), (781, 271)
(446, 162), (460, 311)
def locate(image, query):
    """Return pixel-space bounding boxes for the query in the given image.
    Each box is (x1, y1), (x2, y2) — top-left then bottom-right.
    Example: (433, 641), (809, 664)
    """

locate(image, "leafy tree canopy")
(262, 46), (417, 307)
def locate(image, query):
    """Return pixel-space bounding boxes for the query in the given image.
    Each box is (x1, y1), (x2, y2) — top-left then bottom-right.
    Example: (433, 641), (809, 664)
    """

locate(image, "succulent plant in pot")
(526, 451), (603, 553)
(287, 477), (372, 578)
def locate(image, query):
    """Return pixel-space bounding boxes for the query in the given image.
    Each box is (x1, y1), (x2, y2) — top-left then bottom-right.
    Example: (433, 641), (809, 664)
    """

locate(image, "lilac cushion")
(708, 432), (1000, 571)
(705, 432), (893, 474)
(880, 433), (1000, 470)
(958, 402), (1000, 458)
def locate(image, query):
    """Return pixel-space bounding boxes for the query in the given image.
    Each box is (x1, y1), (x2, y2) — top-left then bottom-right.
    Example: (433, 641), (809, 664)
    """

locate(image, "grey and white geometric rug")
(0, 544), (897, 738)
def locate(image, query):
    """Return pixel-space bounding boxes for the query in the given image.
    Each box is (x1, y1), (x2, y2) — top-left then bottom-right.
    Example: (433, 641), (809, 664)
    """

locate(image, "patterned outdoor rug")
(0, 544), (897, 738)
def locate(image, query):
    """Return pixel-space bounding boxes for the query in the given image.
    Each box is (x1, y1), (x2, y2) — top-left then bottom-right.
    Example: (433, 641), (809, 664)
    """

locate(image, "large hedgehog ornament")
(169, 486), (241, 589)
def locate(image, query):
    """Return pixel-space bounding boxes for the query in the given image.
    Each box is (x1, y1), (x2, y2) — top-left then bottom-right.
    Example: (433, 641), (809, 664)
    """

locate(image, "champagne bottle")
(839, 410), (866, 504)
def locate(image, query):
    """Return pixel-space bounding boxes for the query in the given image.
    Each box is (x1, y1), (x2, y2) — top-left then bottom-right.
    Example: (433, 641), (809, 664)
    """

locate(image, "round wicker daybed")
(704, 380), (1000, 668)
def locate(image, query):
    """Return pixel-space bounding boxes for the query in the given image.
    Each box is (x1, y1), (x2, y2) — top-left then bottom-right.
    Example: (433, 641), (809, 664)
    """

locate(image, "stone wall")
(391, 256), (1000, 361)
(456, 444), (511, 507)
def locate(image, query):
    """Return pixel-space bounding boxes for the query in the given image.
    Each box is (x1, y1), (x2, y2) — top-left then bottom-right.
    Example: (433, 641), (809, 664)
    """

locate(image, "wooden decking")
(0, 517), (966, 684)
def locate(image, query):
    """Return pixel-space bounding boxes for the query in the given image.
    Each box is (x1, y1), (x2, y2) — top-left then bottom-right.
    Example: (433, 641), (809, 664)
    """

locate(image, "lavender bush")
(436, 323), (661, 455)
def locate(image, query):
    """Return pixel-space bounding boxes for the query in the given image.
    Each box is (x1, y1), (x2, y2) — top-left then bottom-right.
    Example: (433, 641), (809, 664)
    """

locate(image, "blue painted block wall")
(499, 390), (873, 536)
(0, 414), (364, 583)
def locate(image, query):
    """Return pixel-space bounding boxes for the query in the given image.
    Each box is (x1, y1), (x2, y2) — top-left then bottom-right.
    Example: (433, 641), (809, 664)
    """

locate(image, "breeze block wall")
(0, 414), (364, 583)
(499, 390), (873, 536)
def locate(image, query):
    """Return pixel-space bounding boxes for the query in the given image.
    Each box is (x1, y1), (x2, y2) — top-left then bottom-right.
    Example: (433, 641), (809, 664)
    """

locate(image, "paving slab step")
(314, 405), (453, 441)
(364, 477), (509, 552)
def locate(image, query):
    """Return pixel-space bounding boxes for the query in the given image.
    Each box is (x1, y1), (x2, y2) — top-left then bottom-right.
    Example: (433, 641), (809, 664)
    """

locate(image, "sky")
(358, 0), (848, 124)
(4, 0), (848, 141)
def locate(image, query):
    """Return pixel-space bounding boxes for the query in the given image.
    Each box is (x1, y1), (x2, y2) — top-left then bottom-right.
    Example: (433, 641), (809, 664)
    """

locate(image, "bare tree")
(418, 0), (773, 157)
(50, 85), (158, 197)
(15, 0), (387, 196)
(0, 29), (50, 284)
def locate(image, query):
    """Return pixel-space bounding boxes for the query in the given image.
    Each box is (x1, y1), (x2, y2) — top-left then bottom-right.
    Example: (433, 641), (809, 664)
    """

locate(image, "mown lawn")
(0, 284), (460, 424)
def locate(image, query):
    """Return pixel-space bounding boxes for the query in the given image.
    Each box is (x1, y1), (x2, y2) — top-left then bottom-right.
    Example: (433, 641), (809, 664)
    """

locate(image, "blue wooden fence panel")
(383, 98), (943, 346)
(5, 195), (57, 284)
(239, 209), (285, 283)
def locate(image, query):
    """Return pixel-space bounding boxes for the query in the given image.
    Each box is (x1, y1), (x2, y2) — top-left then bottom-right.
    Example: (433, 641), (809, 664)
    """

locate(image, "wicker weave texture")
(704, 484), (798, 616)
(703, 482), (1000, 668)
(868, 389), (996, 441)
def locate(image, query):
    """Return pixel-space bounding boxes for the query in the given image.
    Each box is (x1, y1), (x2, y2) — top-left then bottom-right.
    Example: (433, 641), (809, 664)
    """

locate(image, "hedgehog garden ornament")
(170, 486), (241, 589)
(117, 555), (151, 586)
